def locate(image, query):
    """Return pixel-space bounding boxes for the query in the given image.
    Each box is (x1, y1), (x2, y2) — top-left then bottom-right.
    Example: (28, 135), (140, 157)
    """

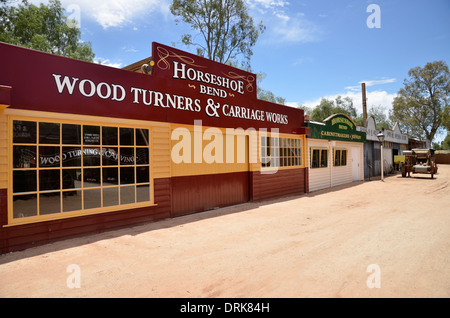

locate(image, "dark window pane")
(136, 148), (149, 165)
(136, 166), (149, 184)
(62, 147), (82, 167)
(63, 169), (81, 189)
(83, 125), (100, 145)
(13, 170), (36, 193)
(39, 122), (60, 144)
(120, 186), (135, 205)
(84, 189), (101, 209)
(136, 129), (149, 146)
(102, 127), (118, 145)
(311, 149), (319, 168)
(62, 124), (81, 145)
(103, 188), (119, 207)
(13, 120), (36, 144)
(137, 185), (150, 203)
(39, 170), (60, 191)
(39, 146), (60, 167)
(320, 150), (327, 168)
(102, 147), (118, 166)
(120, 128), (134, 145)
(63, 190), (82, 212)
(103, 167), (118, 186)
(13, 146), (36, 168)
(120, 167), (134, 184)
(39, 192), (61, 215)
(120, 148), (135, 165)
(335, 150), (340, 166)
(83, 147), (100, 166)
(13, 194), (37, 218)
(83, 168), (101, 188)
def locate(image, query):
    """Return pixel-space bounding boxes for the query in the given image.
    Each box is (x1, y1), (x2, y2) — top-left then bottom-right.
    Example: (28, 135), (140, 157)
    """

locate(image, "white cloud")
(122, 46), (139, 53)
(95, 58), (123, 68)
(249, 0), (290, 10)
(345, 78), (397, 91)
(271, 16), (321, 43)
(275, 13), (290, 22)
(248, 1), (321, 44)
(57, 0), (171, 29)
(290, 90), (397, 118)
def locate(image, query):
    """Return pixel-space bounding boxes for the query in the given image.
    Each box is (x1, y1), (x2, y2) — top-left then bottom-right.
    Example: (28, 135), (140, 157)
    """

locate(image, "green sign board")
(306, 113), (366, 142)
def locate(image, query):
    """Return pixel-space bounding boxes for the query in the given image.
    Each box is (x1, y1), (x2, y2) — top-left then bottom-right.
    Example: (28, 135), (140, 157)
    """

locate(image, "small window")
(334, 149), (347, 166)
(262, 136), (302, 168)
(311, 149), (328, 168)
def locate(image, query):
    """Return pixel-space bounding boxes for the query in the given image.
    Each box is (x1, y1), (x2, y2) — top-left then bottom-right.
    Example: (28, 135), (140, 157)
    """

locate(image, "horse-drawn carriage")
(401, 149), (438, 179)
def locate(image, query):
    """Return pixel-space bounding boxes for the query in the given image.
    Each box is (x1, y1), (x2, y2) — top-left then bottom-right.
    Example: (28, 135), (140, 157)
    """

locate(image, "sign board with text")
(0, 41), (308, 135)
(306, 114), (366, 142)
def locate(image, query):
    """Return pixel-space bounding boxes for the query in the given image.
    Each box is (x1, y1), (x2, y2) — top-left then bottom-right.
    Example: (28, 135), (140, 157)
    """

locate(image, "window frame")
(8, 116), (154, 226)
(310, 148), (328, 169)
(260, 135), (303, 169)
(333, 148), (348, 167)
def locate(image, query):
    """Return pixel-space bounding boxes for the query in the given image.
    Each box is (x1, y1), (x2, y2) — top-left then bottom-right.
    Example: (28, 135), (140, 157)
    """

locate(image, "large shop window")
(11, 119), (152, 221)
(261, 136), (302, 168)
(311, 148), (328, 168)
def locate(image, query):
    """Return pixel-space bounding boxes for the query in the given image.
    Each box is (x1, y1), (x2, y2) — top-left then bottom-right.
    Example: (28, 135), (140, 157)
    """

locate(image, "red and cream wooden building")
(0, 42), (310, 253)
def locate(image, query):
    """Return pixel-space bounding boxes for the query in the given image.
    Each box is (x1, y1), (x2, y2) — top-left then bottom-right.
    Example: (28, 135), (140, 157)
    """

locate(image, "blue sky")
(32, 0), (450, 141)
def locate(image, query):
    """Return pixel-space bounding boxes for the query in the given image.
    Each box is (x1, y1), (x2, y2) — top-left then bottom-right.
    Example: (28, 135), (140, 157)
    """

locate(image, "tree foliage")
(432, 134), (450, 150)
(170, 0), (265, 67)
(362, 105), (392, 130)
(0, 0), (95, 62)
(310, 96), (357, 122)
(390, 61), (450, 142)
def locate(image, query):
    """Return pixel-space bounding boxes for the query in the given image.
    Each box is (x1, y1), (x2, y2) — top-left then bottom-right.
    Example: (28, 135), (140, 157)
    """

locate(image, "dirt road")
(1, 165), (449, 298)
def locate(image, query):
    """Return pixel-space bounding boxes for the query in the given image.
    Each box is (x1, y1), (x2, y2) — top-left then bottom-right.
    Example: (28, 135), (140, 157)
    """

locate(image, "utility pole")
(361, 82), (367, 127)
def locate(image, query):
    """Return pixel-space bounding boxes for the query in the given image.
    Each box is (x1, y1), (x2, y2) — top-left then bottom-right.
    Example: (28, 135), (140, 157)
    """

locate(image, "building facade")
(0, 42), (310, 253)
(305, 114), (366, 192)
(360, 117), (408, 178)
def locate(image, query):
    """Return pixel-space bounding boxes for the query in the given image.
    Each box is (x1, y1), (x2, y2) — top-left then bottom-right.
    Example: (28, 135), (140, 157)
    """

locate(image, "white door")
(352, 147), (361, 181)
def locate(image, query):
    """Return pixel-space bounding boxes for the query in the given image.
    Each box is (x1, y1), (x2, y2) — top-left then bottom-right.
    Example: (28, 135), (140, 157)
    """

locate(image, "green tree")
(442, 105), (450, 130)
(310, 96), (357, 122)
(0, 0), (94, 62)
(432, 134), (450, 150)
(170, 0), (265, 67)
(367, 105), (392, 130)
(390, 61), (450, 142)
(296, 105), (312, 116)
(443, 134), (450, 150)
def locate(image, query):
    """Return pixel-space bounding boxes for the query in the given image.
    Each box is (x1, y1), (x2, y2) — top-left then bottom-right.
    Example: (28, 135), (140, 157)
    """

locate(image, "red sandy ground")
(1, 165), (449, 298)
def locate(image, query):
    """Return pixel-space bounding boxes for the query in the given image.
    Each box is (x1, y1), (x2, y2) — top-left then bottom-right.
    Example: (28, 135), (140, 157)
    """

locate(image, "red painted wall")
(171, 171), (250, 217)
